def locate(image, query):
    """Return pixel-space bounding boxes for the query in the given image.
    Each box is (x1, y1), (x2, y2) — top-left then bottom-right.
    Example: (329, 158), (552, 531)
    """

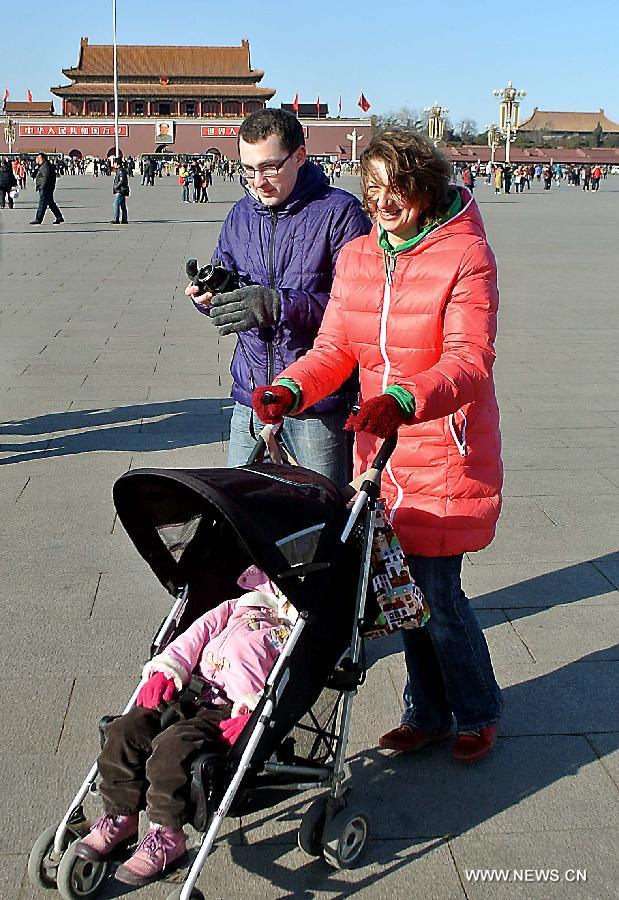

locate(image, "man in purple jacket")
(186, 109), (370, 485)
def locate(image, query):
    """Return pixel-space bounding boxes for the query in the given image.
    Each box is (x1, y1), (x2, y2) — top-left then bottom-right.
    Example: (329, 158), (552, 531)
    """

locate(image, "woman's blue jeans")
(227, 401), (352, 488)
(401, 554), (501, 733)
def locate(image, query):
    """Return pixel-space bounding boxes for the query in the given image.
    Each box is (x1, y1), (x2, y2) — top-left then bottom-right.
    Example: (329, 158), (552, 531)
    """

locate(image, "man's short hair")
(37, 152), (48, 161)
(238, 108), (305, 153)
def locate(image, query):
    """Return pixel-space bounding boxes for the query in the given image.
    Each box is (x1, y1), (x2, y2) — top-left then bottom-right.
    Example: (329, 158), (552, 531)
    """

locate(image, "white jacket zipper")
(448, 412), (468, 456)
(379, 252), (405, 522)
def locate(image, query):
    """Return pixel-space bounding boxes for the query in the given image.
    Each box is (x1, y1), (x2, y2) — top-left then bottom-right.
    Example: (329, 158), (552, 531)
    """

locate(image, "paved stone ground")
(1, 171), (618, 899)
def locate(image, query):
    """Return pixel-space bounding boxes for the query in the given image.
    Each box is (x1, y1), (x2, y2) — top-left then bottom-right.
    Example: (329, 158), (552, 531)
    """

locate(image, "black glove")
(209, 286), (280, 335)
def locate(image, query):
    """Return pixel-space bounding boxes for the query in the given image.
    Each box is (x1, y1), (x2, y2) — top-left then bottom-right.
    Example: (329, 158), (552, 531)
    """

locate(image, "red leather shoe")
(378, 724), (451, 753)
(452, 725), (498, 763)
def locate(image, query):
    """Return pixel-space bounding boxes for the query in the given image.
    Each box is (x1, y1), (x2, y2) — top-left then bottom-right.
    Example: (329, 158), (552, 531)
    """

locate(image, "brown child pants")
(98, 703), (231, 828)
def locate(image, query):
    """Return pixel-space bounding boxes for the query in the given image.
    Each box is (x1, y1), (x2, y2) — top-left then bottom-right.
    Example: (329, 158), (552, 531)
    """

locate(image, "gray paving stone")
(465, 560), (618, 609)
(344, 734), (619, 838)
(450, 829), (619, 900)
(503, 469), (619, 496)
(497, 658), (619, 735)
(498, 606), (619, 664)
(0, 854), (27, 900)
(533, 494), (619, 526)
(587, 733), (619, 789)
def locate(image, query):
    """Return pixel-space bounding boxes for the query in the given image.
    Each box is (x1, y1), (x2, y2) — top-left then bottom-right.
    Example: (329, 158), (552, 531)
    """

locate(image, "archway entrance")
(69, 149), (82, 159)
(205, 147), (222, 158)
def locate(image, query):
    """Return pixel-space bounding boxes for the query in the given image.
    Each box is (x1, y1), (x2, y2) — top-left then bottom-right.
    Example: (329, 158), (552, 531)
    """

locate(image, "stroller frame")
(33, 431), (398, 899)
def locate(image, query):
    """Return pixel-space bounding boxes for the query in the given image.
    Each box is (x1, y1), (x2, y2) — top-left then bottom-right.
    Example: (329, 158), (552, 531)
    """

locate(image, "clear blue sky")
(2, 0), (618, 128)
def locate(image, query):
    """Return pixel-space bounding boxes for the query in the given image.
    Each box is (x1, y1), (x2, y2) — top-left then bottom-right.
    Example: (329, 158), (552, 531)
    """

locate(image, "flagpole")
(112, 0), (120, 156)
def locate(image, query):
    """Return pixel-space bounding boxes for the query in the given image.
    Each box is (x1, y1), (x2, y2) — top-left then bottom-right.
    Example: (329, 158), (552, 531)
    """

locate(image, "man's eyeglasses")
(239, 147), (298, 180)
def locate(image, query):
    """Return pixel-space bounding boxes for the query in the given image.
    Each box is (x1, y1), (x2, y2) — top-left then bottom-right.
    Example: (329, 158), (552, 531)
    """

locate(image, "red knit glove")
(252, 385), (295, 424)
(136, 672), (176, 709)
(218, 713), (252, 747)
(345, 394), (407, 438)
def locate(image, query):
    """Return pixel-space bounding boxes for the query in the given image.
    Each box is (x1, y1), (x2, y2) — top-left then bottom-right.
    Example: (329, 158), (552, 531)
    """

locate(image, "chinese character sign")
(18, 124), (129, 137)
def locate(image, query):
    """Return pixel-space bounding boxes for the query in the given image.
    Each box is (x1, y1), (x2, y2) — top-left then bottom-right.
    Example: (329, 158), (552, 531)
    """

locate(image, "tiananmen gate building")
(1, 37), (372, 160)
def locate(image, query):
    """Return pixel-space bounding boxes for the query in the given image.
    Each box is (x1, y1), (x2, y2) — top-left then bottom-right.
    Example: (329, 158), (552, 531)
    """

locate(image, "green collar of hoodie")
(378, 189), (463, 256)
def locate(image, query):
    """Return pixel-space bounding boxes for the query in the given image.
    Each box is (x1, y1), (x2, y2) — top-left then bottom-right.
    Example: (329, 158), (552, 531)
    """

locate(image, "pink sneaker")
(75, 813), (138, 861)
(114, 825), (187, 886)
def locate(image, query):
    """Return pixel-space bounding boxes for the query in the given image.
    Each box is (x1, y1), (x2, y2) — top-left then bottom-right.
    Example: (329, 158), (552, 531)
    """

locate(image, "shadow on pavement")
(0, 398), (233, 463)
(366, 550), (619, 669)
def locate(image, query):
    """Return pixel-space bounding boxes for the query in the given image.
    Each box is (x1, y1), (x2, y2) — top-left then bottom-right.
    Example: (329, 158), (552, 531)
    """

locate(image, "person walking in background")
(494, 165), (503, 194)
(178, 163), (189, 202)
(200, 165), (210, 202)
(110, 157), (129, 224)
(461, 165), (474, 192)
(0, 160), (18, 209)
(192, 164), (202, 203)
(591, 164), (602, 191)
(13, 158), (26, 190)
(0, 159), (17, 209)
(514, 167), (522, 193)
(30, 153), (64, 225)
(503, 164), (512, 194)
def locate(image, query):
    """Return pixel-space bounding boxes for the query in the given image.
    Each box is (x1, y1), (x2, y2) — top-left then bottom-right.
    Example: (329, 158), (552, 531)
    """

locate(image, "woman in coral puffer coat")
(253, 130), (503, 764)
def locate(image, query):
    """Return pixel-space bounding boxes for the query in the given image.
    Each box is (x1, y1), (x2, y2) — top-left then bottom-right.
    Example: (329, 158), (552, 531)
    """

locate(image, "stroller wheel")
(28, 820), (89, 890)
(298, 794), (329, 857)
(322, 807), (370, 869)
(56, 840), (109, 899)
(165, 888), (206, 900)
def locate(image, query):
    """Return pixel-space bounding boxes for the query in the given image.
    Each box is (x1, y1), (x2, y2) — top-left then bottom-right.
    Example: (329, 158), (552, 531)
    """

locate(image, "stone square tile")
(501, 605), (619, 664)
(342, 735), (619, 839)
(450, 829), (619, 900)
(465, 560), (618, 609)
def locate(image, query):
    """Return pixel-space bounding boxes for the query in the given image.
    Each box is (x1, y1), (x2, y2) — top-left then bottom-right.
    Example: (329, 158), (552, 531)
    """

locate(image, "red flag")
(338, 94), (342, 116)
(3, 89), (8, 104)
(358, 93), (371, 113)
(317, 95), (321, 118)
(27, 89), (33, 102)
(292, 92), (299, 113)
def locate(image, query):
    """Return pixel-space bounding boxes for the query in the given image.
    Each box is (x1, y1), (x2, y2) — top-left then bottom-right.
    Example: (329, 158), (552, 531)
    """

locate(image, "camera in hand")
(186, 258), (237, 295)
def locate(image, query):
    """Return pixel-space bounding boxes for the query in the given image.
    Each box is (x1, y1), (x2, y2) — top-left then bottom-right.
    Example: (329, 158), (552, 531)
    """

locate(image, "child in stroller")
(74, 564), (295, 888)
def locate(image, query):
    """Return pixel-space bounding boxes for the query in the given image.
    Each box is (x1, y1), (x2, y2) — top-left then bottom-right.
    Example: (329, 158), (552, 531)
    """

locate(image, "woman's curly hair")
(360, 129), (452, 229)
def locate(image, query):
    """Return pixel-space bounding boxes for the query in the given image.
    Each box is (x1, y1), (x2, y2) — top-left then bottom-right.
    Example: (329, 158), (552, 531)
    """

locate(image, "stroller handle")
(369, 432), (398, 473)
(340, 432), (398, 544)
(246, 434), (267, 466)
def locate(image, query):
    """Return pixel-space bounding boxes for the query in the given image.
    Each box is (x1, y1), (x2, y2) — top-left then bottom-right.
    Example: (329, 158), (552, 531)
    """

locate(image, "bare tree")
(456, 119), (478, 142)
(372, 106), (425, 132)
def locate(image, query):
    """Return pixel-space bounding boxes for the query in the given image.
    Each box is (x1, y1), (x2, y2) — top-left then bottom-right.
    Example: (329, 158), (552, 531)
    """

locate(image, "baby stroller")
(28, 427), (404, 900)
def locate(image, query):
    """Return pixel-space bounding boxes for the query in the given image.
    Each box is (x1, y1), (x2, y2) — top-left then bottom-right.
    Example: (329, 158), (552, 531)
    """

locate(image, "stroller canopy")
(113, 464), (348, 615)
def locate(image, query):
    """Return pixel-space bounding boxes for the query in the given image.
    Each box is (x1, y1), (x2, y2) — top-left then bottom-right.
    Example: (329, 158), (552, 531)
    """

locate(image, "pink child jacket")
(142, 592), (291, 715)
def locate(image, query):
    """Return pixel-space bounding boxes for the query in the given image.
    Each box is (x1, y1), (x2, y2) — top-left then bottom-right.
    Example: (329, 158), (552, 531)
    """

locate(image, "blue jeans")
(227, 401), (352, 488)
(401, 555), (501, 733)
(113, 193), (128, 223)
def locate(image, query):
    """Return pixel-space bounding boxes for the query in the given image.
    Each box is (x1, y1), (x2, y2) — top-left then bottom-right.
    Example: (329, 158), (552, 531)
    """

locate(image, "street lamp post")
(492, 81), (526, 166)
(112, 0), (120, 157)
(487, 123), (500, 165)
(424, 102), (448, 146)
(4, 116), (16, 154)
